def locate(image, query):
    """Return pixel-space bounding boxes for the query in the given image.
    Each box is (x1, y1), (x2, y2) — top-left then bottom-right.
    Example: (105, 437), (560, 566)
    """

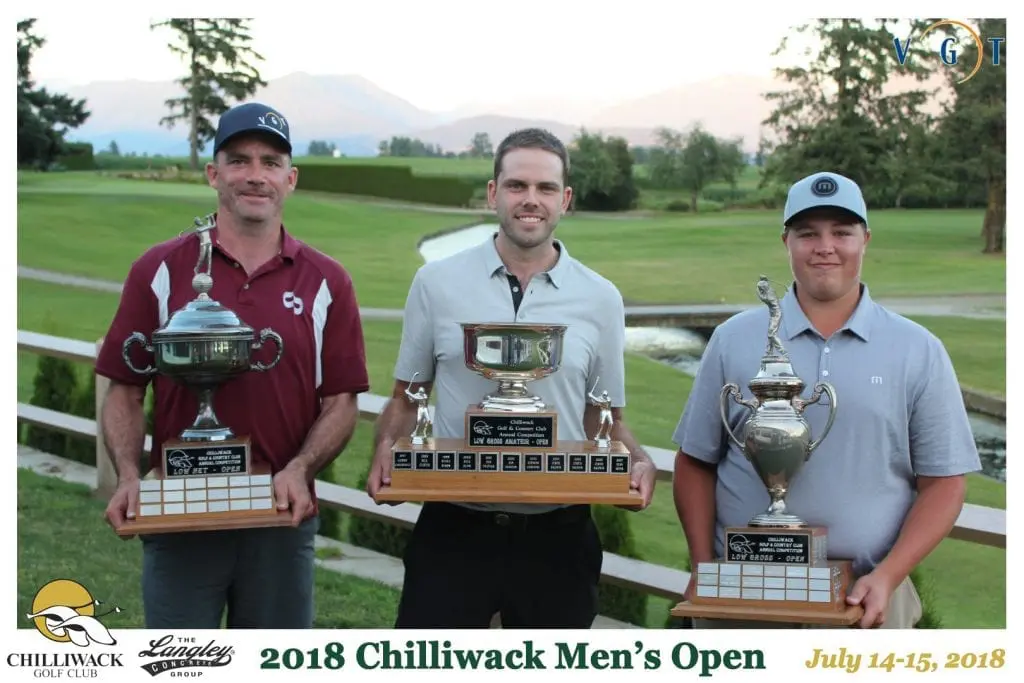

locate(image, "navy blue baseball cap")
(783, 172), (868, 230)
(213, 102), (292, 156)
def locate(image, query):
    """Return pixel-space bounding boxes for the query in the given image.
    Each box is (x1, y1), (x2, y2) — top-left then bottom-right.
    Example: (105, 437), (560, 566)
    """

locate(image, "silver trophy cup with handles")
(720, 276), (837, 528)
(121, 214), (284, 442)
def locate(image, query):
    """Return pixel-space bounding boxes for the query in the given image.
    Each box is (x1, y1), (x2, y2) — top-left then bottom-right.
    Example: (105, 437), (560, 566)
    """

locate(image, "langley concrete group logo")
(26, 579), (121, 647)
(7, 579), (124, 675)
(138, 634), (235, 677)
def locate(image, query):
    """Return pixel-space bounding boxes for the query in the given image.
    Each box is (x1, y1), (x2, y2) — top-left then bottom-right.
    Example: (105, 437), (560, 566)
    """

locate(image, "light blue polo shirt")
(394, 234), (627, 514)
(672, 283), (982, 575)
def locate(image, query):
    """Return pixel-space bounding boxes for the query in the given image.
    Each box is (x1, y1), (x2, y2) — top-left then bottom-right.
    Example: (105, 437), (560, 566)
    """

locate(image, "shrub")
(24, 356), (79, 456)
(297, 164), (475, 207)
(65, 371), (97, 465)
(592, 505), (648, 625)
(317, 461), (344, 541)
(347, 460), (413, 557)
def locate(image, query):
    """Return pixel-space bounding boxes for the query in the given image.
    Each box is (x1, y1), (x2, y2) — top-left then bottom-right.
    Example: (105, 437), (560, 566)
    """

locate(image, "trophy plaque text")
(671, 277), (862, 626)
(374, 323), (641, 507)
(114, 215), (292, 536)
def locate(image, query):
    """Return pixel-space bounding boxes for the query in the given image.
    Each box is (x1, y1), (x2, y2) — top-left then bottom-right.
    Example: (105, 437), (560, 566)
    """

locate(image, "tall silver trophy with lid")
(115, 214), (291, 536)
(672, 276), (863, 626)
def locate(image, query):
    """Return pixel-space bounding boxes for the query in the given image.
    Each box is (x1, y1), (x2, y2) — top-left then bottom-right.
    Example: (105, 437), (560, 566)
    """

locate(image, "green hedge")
(296, 163), (476, 207)
(56, 142), (96, 170)
(592, 505), (648, 625)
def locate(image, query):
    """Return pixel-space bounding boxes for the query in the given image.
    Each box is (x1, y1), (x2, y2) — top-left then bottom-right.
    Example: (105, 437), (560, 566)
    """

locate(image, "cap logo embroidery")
(811, 176), (838, 197)
(257, 111), (288, 134)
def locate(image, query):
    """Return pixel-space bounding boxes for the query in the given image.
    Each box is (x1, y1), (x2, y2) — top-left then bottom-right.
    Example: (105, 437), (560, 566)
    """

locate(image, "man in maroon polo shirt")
(94, 102), (370, 629)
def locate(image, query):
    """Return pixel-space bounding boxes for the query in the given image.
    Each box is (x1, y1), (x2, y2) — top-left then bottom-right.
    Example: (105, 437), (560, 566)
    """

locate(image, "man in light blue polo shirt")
(671, 171), (982, 629)
(367, 128), (657, 628)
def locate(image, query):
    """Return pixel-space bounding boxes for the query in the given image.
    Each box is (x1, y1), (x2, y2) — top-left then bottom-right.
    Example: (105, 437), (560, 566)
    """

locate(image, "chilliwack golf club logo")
(472, 421), (493, 436)
(138, 634), (235, 676)
(727, 535), (756, 557)
(26, 579), (121, 647)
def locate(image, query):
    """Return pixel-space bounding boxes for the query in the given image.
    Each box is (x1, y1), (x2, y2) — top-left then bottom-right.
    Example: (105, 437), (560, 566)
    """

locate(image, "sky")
(25, 3), (809, 113)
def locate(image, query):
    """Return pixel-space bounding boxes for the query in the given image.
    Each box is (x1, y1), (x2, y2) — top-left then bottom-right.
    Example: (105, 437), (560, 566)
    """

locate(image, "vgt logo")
(893, 19), (1004, 84)
(282, 291), (304, 315)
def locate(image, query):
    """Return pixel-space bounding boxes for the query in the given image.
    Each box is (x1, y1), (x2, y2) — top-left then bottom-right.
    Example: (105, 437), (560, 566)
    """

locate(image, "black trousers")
(395, 502), (603, 628)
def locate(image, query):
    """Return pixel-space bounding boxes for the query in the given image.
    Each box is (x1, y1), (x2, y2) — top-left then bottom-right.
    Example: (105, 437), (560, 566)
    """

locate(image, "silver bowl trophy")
(114, 214), (291, 537)
(672, 277), (863, 626)
(373, 322), (641, 506)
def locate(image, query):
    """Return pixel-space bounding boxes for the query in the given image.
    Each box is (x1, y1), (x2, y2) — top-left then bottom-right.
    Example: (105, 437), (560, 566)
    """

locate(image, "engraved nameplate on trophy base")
(670, 558), (862, 626)
(465, 410), (556, 449)
(669, 524), (860, 624)
(724, 526), (828, 566)
(115, 440), (292, 537)
(377, 436), (640, 506)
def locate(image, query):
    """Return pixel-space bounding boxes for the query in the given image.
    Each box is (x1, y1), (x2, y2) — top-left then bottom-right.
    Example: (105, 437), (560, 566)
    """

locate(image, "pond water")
(417, 224), (1006, 482)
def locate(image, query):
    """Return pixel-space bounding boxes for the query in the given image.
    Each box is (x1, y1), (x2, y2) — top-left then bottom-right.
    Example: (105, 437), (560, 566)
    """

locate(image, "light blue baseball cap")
(783, 172), (868, 230)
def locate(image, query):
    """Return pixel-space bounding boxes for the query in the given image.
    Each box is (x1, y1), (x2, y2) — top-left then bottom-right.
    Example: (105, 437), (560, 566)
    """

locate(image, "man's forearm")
(613, 420), (652, 466)
(673, 452), (718, 565)
(289, 393), (360, 481)
(874, 475), (966, 584)
(101, 384), (147, 482)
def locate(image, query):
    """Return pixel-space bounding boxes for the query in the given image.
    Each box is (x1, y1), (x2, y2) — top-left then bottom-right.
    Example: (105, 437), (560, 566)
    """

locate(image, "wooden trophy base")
(374, 437), (642, 507)
(670, 555), (864, 627)
(114, 456), (293, 537)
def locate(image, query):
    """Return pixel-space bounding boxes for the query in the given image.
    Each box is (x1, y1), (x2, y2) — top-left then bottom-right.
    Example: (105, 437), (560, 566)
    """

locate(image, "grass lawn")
(16, 469), (400, 629)
(16, 280), (1006, 629)
(18, 173), (1004, 307)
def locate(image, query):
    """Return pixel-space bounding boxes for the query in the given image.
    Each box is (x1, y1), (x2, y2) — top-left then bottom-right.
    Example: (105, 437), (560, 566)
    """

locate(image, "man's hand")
(273, 462), (314, 526)
(104, 478), (140, 540)
(621, 454), (656, 510)
(846, 569), (898, 628)
(366, 440), (398, 505)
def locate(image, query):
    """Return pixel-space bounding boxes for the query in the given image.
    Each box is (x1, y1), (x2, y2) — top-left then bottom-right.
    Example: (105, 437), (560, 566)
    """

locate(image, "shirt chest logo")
(282, 291), (304, 316)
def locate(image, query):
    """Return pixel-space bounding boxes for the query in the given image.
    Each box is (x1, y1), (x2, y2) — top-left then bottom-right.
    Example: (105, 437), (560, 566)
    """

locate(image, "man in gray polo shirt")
(672, 171), (981, 629)
(367, 128), (657, 628)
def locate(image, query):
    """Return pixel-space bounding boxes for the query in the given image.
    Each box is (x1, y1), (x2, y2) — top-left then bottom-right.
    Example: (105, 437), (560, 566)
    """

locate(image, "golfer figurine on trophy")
(405, 372), (432, 446)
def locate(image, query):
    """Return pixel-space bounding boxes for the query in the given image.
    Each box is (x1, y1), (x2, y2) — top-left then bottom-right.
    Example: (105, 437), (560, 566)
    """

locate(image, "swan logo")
(26, 579), (121, 647)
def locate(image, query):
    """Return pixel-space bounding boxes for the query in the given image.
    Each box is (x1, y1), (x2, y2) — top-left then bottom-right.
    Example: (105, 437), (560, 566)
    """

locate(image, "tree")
(927, 19), (1006, 252)
(568, 130), (638, 211)
(17, 19), (90, 169)
(152, 19), (266, 170)
(469, 132), (493, 158)
(647, 125), (747, 211)
(759, 19), (936, 204)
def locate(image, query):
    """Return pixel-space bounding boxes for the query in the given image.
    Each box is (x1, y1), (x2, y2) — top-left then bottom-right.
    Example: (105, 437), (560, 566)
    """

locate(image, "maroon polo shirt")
(95, 223), (370, 507)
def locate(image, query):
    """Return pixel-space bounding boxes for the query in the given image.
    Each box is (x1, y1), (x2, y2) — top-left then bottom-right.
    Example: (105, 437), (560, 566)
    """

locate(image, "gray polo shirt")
(673, 283), (982, 576)
(394, 234), (627, 514)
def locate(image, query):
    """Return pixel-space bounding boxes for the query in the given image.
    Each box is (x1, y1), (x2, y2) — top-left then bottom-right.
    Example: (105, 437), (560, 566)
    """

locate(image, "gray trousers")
(140, 516), (318, 629)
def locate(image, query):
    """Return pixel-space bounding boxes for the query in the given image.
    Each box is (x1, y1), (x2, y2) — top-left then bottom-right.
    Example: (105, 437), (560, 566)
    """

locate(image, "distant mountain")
(586, 74), (783, 148)
(405, 114), (662, 153)
(55, 70), (951, 158)
(63, 72), (444, 157)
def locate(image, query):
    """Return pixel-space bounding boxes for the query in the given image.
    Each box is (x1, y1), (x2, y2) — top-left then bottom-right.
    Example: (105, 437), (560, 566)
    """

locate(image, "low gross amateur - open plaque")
(373, 323), (642, 507)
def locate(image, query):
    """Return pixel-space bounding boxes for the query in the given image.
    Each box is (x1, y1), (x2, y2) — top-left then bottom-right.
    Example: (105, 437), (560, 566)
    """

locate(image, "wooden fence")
(15, 330), (1007, 608)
